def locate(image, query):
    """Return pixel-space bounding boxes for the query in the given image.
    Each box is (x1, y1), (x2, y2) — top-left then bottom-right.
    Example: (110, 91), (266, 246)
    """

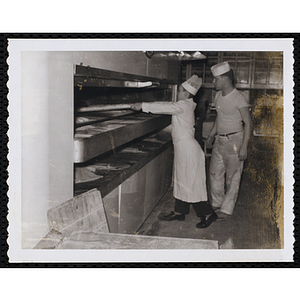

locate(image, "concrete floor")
(137, 143), (283, 249)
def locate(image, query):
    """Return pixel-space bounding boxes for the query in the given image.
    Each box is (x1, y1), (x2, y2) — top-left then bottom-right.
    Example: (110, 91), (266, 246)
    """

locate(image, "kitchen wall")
(21, 51), (181, 248)
(21, 52), (74, 248)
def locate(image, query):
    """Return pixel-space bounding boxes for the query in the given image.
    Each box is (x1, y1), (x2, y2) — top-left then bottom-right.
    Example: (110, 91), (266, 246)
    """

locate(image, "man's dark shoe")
(158, 211), (185, 221)
(196, 212), (218, 228)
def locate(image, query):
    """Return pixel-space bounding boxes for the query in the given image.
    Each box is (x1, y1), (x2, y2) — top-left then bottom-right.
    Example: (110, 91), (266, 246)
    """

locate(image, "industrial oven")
(72, 65), (177, 234)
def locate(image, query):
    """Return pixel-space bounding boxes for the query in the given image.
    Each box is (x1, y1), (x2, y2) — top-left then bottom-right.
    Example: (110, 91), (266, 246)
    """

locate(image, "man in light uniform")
(206, 62), (251, 219)
(131, 75), (217, 229)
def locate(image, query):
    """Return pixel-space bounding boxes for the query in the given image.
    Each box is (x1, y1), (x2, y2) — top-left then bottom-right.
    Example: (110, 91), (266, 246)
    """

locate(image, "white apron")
(142, 99), (207, 203)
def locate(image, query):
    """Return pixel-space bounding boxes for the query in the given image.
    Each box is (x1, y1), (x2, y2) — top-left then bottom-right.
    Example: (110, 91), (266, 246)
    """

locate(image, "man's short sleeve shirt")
(215, 88), (250, 134)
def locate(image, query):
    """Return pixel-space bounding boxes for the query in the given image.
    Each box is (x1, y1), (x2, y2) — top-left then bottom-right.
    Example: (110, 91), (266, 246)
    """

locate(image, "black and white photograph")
(7, 38), (294, 263)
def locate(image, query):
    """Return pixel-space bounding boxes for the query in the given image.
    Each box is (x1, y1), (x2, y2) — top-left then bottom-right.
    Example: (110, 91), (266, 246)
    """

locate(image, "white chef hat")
(211, 62), (231, 77)
(182, 75), (202, 96)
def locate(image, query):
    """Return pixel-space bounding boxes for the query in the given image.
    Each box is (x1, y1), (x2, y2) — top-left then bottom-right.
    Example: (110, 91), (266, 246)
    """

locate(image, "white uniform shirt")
(142, 99), (207, 203)
(142, 99), (196, 143)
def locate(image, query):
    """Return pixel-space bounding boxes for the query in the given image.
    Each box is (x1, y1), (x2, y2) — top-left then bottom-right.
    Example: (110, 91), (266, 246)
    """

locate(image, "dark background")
(0, 33), (298, 268)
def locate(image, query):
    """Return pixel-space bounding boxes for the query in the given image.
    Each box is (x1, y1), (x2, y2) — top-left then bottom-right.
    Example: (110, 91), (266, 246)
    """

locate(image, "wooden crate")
(47, 189), (109, 237)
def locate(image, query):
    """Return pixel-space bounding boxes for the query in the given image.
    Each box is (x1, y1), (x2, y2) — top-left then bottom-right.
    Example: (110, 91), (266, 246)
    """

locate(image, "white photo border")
(7, 38), (295, 263)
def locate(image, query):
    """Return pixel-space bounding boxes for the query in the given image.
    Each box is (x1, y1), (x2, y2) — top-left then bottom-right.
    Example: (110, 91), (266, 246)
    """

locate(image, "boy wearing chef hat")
(181, 74), (202, 96)
(131, 74), (218, 229)
(206, 62), (251, 220)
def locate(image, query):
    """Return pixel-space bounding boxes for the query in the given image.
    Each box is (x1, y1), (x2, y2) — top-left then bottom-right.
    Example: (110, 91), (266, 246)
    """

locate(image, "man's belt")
(218, 132), (238, 137)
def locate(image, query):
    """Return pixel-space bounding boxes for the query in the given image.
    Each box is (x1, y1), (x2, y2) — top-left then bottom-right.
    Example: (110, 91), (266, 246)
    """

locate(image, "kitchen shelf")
(74, 128), (173, 198)
(74, 112), (171, 163)
(75, 110), (135, 128)
(74, 76), (172, 89)
(74, 65), (178, 108)
(75, 65), (177, 90)
(75, 65), (177, 84)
